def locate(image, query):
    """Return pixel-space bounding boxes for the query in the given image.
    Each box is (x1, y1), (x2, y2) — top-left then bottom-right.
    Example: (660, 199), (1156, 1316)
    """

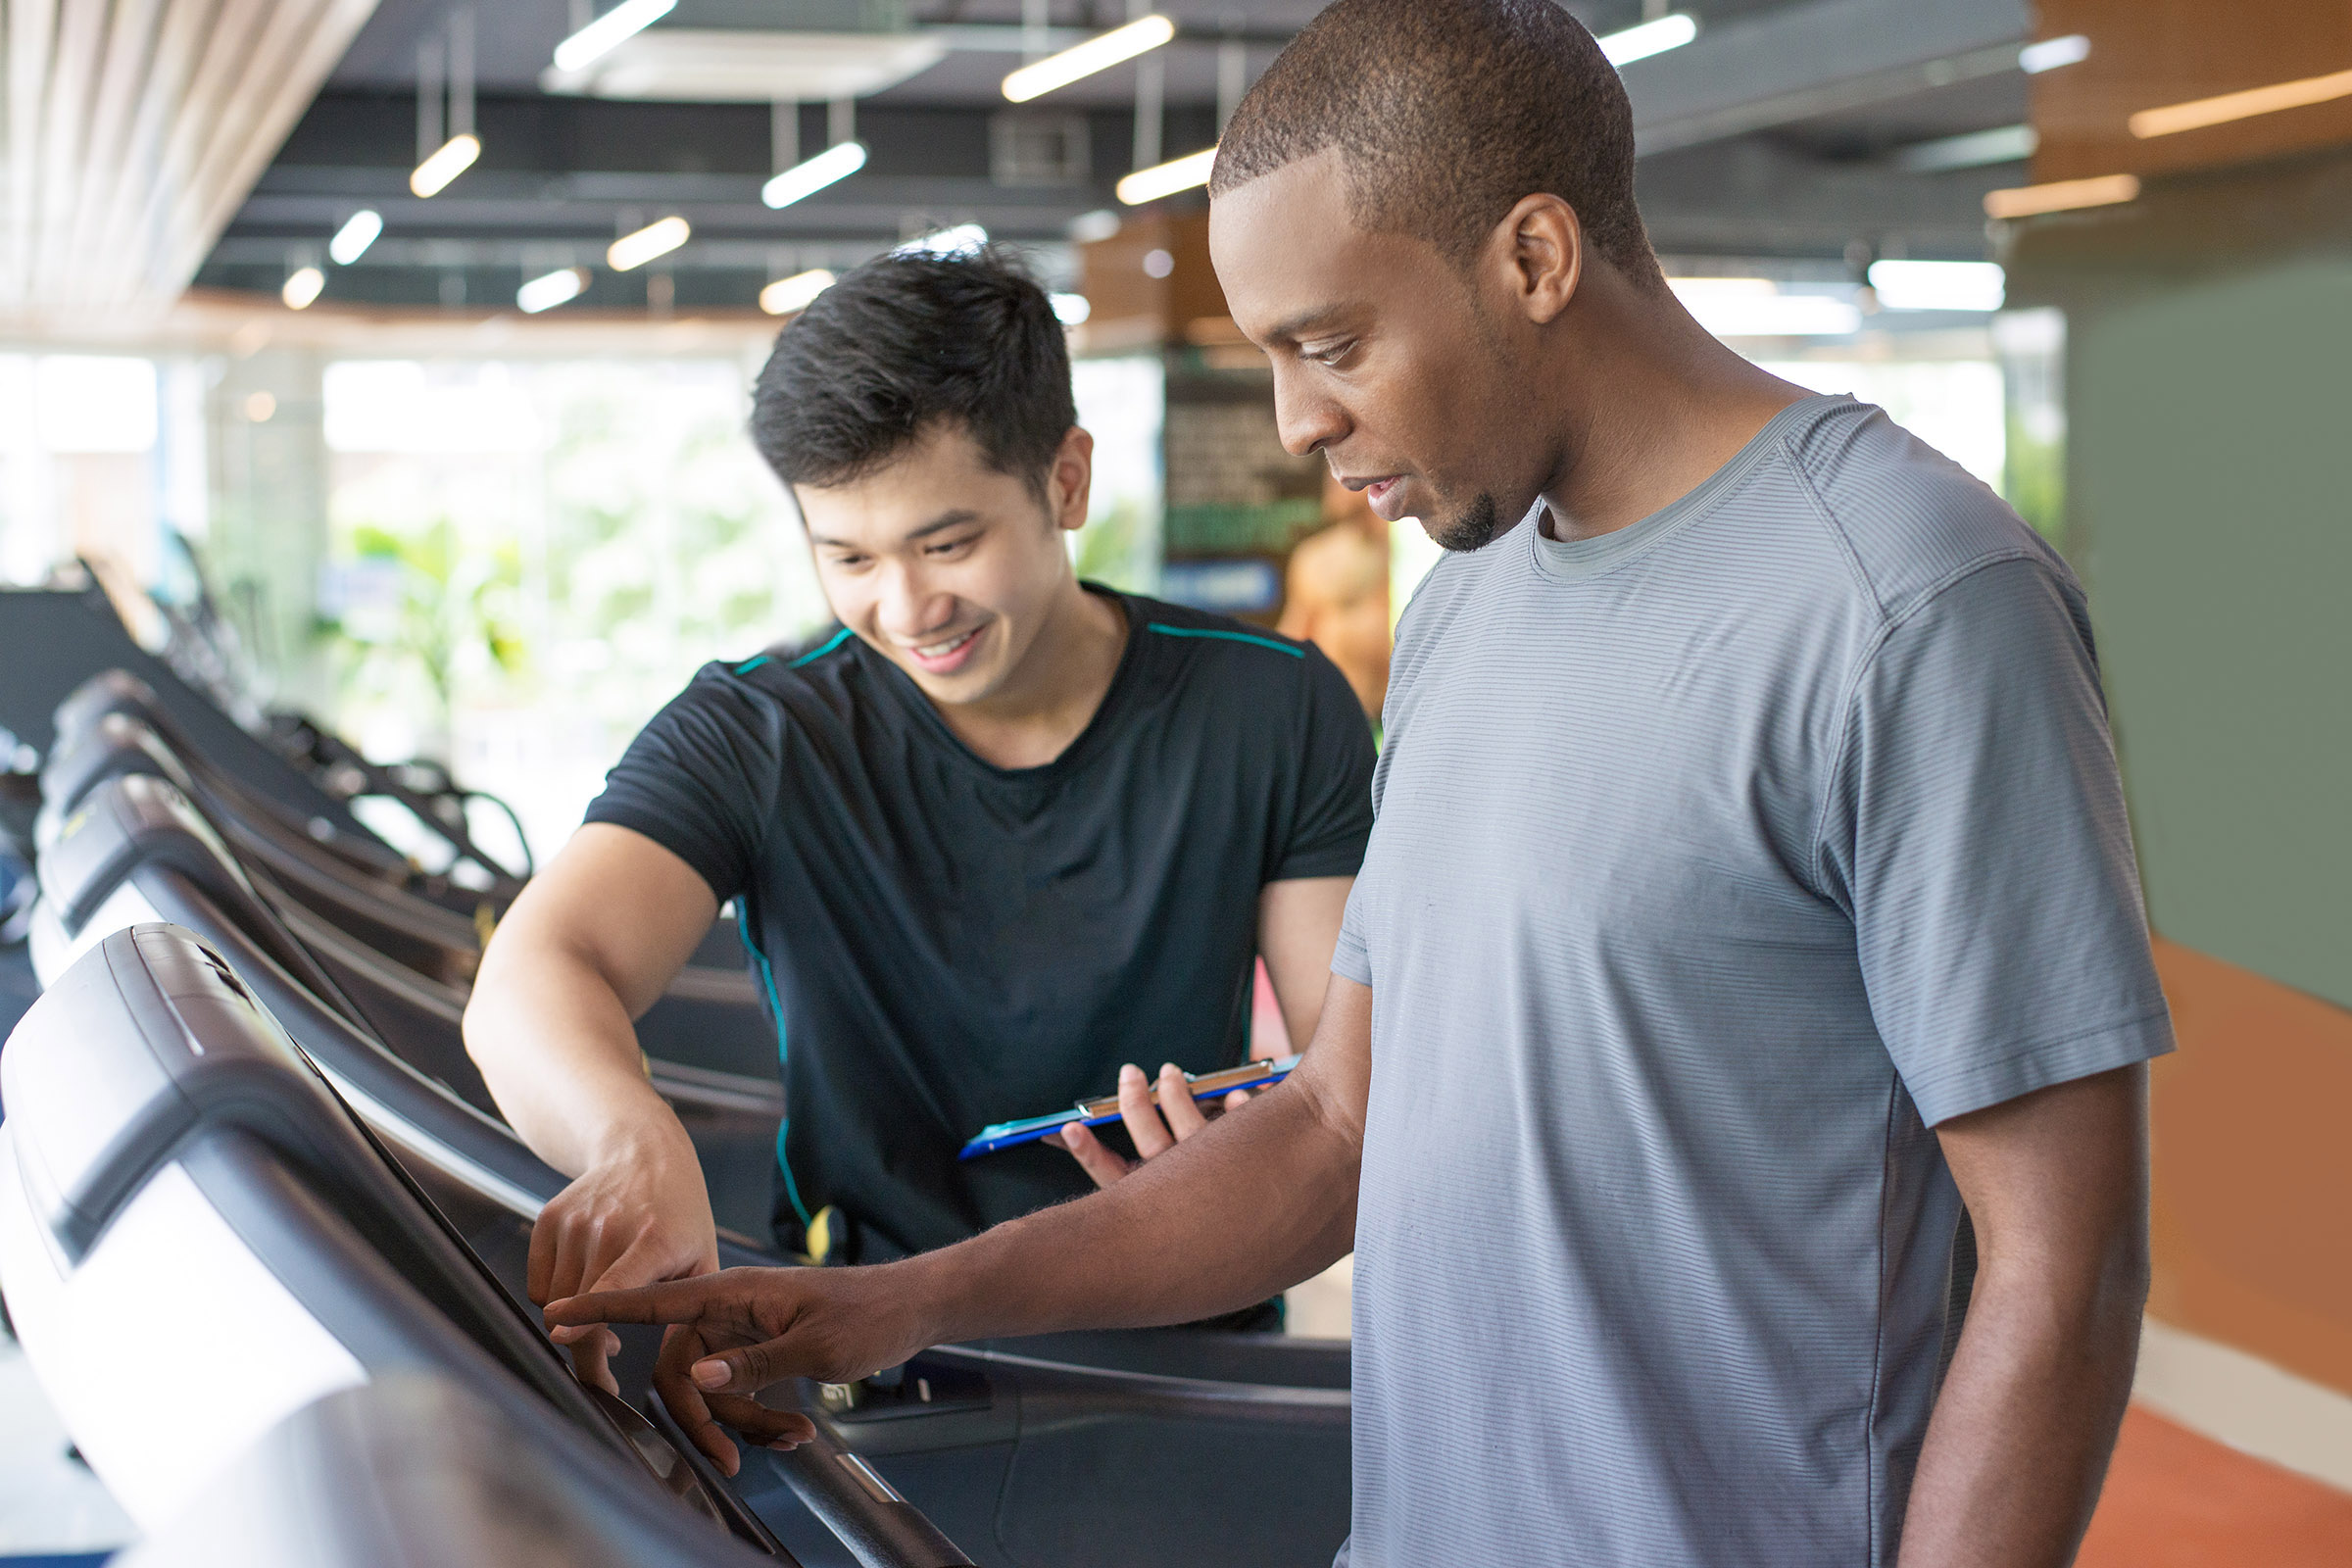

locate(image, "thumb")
(690, 1336), (800, 1396)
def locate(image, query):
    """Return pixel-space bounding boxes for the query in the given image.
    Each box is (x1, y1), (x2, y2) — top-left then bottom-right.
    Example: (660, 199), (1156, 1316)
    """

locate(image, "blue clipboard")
(958, 1054), (1302, 1160)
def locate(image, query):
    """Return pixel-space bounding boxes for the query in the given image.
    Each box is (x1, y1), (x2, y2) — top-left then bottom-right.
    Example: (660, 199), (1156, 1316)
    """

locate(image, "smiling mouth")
(905, 625), (983, 671)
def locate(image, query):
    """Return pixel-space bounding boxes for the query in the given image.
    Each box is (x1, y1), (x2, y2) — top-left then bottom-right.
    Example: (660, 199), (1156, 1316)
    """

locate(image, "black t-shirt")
(584, 588), (1375, 1260)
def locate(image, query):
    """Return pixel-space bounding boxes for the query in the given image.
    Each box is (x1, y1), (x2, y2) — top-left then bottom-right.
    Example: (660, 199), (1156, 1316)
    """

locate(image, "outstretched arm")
(552, 974), (1373, 1471)
(464, 823), (722, 1387)
(1898, 1063), (2150, 1567)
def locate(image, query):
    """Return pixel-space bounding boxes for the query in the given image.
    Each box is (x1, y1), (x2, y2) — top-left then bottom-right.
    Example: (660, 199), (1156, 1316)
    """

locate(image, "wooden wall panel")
(2147, 937), (2352, 1396)
(2034, 0), (2352, 183)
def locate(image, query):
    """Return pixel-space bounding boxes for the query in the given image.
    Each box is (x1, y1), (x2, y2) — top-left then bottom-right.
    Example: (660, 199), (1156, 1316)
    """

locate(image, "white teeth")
(915, 628), (976, 659)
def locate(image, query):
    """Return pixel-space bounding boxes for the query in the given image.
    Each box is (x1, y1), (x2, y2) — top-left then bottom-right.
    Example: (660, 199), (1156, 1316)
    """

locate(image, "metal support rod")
(1133, 51), (1163, 171)
(829, 95), (856, 147)
(417, 39), (444, 163)
(449, 10), (475, 139)
(1022, 0), (1049, 62)
(1218, 38), (1247, 130)
(773, 100), (800, 172)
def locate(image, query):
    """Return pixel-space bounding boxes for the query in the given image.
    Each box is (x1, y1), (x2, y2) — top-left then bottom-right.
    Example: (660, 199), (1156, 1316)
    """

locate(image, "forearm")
(463, 939), (687, 1177)
(910, 1078), (1357, 1342)
(1896, 1248), (2145, 1566)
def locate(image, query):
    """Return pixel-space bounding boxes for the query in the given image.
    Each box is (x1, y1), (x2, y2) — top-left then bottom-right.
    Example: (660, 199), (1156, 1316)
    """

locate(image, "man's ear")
(1047, 425), (1096, 532)
(1489, 194), (1583, 327)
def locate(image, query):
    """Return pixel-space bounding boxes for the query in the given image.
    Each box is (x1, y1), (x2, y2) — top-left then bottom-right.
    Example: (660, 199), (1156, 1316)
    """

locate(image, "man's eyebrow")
(808, 508), (980, 550)
(1261, 304), (1353, 345)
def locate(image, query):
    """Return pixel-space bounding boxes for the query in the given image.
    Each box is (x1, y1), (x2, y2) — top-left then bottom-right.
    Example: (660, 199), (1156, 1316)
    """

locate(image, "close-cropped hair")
(751, 247), (1076, 495)
(1210, 0), (1661, 287)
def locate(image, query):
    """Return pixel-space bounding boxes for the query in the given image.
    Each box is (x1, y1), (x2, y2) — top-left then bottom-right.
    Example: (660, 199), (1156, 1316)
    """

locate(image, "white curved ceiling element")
(2, 0), (381, 320)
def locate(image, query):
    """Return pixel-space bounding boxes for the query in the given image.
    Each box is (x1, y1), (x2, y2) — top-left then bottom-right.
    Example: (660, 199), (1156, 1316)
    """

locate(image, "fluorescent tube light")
(1003, 14), (1176, 103)
(1116, 145), (1216, 205)
(2019, 34), (2090, 74)
(281, 267), (325, 310)
(517, 267), (589, 314)
(760, 270), (836, 316)
(328, 210), (383, 266)
(608, 216), (689, 270)
(554, 0), (677, 74)
(1050, 292), (1092, 324)
(1867, 260), (2005, 312)
(1983, 172), (2140, 220)
(893, 223), (989, 258)
(1597, 13), (1697, 68)
(410, 134), (480, 198)
(762, 141), (867, 209)
(2129, 67), (2352, 139)
(1893, 123), (2036, 173)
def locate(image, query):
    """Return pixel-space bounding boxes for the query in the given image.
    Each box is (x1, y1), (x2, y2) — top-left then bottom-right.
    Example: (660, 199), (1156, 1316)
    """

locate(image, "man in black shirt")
(463, 250), (1373, 1385)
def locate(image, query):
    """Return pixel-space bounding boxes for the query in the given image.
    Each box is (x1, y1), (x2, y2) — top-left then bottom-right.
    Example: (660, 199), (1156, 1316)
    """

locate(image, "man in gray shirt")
(550, 4), (2171, 1564)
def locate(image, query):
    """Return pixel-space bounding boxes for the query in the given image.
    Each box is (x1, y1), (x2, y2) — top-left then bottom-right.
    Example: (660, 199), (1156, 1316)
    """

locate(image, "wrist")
(584, 1102), (700, 1174)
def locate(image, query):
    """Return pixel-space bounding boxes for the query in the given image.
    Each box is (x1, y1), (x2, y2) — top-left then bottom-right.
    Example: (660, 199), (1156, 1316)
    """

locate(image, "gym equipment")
(0, 924), (975, 1565)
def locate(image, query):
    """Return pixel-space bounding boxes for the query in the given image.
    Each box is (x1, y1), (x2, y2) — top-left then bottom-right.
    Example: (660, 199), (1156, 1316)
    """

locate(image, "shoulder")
(1117, 590), (1360, 726)
(644, 624), (867, 741)
(1773, 397), (2077, 628)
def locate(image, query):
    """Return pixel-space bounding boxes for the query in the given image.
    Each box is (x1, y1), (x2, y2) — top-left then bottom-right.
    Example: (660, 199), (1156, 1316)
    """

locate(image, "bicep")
(1256, 875), (1352, 1051)
(484, 823), (720, 1018)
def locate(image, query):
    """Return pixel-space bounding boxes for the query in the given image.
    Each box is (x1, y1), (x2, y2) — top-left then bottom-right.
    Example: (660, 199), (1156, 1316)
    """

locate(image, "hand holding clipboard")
(959, 1054), (1302, 1160)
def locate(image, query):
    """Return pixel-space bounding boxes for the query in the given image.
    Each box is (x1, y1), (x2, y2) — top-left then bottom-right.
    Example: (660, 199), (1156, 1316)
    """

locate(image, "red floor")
(2076, 1406), (2352, 1567)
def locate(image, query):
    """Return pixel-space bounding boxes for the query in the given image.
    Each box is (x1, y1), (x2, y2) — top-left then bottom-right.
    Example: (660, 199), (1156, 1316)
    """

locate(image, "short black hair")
(750, 247), (1076, 494)
(1210, 0), (1660, 287)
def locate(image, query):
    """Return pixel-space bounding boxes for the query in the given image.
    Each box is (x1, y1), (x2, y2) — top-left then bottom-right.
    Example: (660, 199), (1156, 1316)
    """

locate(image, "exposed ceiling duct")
(1, 0), (381, 322)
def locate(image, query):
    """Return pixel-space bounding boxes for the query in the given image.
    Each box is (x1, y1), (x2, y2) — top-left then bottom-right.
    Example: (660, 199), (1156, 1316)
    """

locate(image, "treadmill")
(0, 924), (970, 1566)
(116, 1374), (777, 1568)
(43, 674), (775, 1083)
(24, 786), (1353, 1564)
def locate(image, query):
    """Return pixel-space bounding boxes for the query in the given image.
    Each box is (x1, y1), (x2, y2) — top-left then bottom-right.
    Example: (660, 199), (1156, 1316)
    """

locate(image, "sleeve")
(580, 665), (784, 905)
(1269, 644), (1378, 883)
(1818, 557), (2175, 1126)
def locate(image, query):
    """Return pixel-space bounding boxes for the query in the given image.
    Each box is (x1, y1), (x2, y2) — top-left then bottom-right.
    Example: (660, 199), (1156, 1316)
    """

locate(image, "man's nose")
(1271, 365), (1348, 459)
(876, 562), (955, 639)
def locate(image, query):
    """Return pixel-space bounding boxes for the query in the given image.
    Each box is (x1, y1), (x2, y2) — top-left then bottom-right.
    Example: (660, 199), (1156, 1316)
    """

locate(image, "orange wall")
(2147, 937), (2352, 1395)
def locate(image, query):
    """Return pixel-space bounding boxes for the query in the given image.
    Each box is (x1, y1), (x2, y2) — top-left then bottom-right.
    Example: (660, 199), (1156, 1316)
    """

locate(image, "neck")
(936, 575), (1128, 769)
(1532, 275), (1810, 543)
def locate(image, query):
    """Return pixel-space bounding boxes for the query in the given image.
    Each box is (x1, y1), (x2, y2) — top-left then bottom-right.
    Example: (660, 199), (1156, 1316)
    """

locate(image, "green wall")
(2014, 157), (2352, 1008)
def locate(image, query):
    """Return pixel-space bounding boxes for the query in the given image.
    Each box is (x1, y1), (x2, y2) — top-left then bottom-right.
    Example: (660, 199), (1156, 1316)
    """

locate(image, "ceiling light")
(328, 210), (383, 266)
(894, 223), (989, 258)
(1867, 260), (2005, 312)
(762, 141), (867, 209)
(1003, 14), (1176, 104)
(1668, 278), (1859, 337)
(2019, 34), (2090, 74)
(517, 267), (589, 314)
(2129, 67), (2352, 139)
(411, 133), (480, 197)
(554, 0), (677, 74)
(1984, 172), (2140, 220)
(1051, 293), (1092, 324)
(760, 269), (836, 315)
(1116, 145), (1216, 205)
(608, 216), (689, 270)
(1597, 14), (1698, 68)
(281, 267), (324, 310)
(1893, 123), (2036, 172)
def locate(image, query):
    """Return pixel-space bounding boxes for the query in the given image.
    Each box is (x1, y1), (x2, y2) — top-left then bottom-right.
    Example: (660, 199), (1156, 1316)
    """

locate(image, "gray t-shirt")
(1331, 395), (2173, 1567)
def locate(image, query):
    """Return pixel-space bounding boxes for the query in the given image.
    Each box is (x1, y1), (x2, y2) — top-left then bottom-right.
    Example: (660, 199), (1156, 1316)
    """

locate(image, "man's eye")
(926, 536), (977, 557)
(1306, 341), (1354, 367)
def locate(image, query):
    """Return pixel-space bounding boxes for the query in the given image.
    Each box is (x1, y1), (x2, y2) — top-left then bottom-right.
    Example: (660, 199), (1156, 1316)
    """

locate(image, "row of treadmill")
(0, 593), (1352, 1568)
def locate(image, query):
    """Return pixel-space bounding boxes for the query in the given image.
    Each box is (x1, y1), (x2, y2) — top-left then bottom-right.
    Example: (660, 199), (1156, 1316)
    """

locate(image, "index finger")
(545, 1275), (716, 1329)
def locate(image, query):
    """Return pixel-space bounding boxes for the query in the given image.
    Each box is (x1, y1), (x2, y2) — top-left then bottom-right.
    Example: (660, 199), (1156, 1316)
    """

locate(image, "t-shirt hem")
(1906, 1004), (2176, 1126)
(580, 801), (739, 903)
